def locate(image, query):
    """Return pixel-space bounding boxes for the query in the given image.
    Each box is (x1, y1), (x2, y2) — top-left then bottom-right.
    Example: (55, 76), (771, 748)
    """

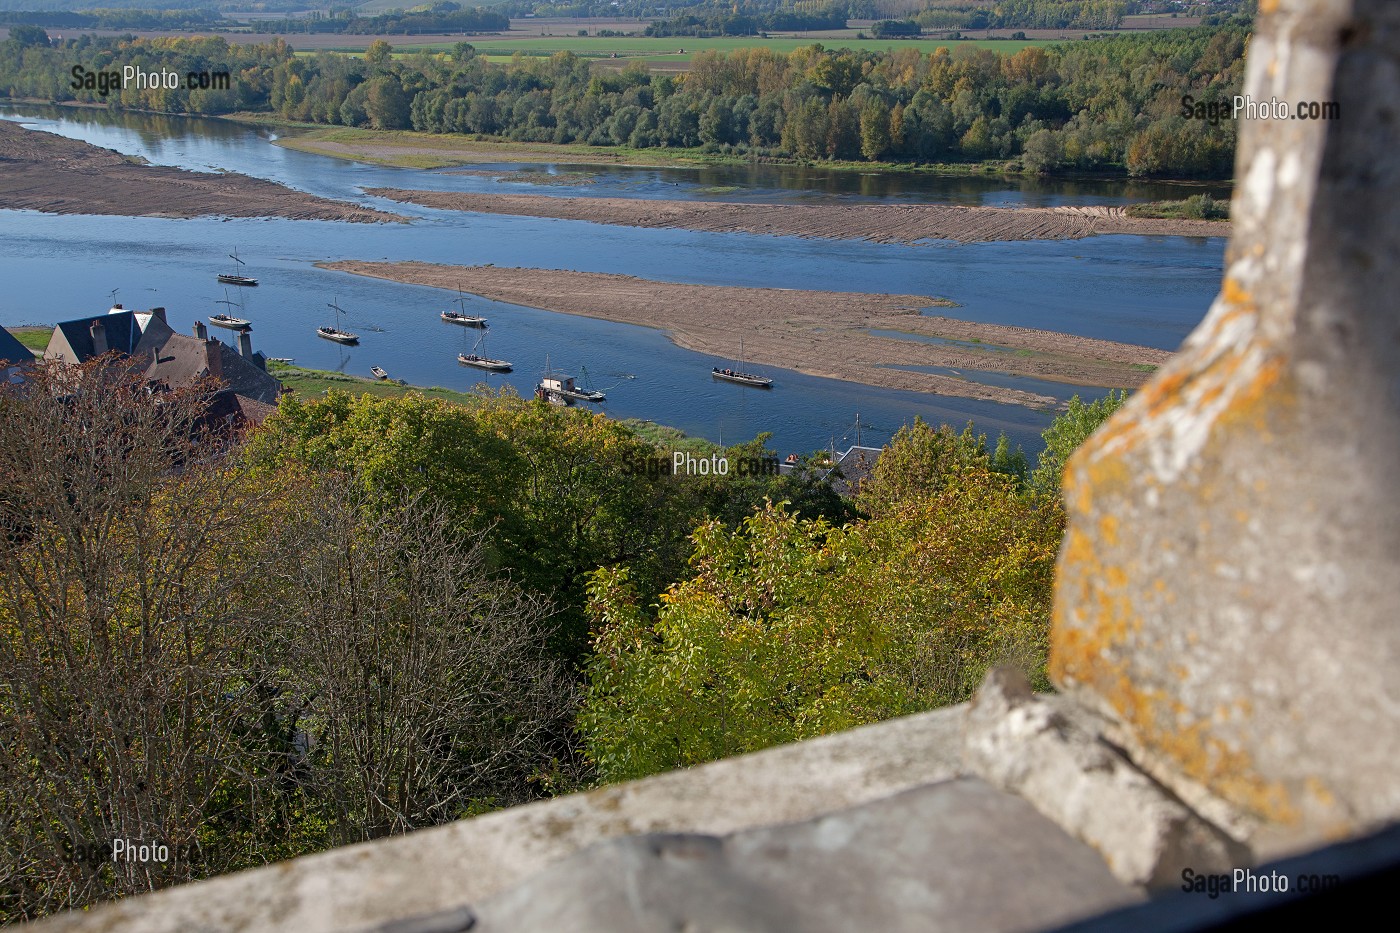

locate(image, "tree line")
(1, 23), (1245, 176)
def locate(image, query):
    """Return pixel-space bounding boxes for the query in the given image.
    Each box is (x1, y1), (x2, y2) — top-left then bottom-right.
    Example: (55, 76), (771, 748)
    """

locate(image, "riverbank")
(259, 121), (1035, 175)
(318, 261), (1171, 407)
(0, 119), (402, 223)
(258, 120), (1200, 185)
(364, 187), (1228, 244)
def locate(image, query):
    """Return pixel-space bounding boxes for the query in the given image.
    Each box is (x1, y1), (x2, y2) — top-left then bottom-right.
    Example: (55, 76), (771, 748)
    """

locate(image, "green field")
(267, 361), (494, 404)
(9, 326), (51, 353)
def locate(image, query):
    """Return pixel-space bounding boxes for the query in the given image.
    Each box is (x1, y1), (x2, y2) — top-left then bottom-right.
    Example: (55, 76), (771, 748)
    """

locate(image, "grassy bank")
(1125, 193), (1230, 221)
(267, 360), (493, 404)
(9, 326), (52, 353)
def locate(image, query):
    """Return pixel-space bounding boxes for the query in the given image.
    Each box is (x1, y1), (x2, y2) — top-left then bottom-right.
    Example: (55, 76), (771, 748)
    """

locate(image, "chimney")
(193, 321), (208, 341)
(150, 306), (167, 324)
(238, 331), (253, 359)
(89, 320), (108, 356)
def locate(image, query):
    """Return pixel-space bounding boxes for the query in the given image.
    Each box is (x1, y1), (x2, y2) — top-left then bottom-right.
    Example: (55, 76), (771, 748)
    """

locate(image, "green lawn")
(267, 361), (496, 405)
(9, 326), (51, 353)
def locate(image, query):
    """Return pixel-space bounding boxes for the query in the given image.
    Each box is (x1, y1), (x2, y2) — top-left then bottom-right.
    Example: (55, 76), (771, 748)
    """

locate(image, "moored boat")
(218, 249), (258, 287)
(712, 339), (772, 387)
(370, 366), (390, 380)
(318, 326), (359, 345)
(318, 299), (360, 345)
(209, 312), (251, 330)
(711, 367), (773, 388)
(457, 330), (510, 371)
(443, 287), (486, 326)
(442, 309), (487, 327)
(458, 353), (512, 372)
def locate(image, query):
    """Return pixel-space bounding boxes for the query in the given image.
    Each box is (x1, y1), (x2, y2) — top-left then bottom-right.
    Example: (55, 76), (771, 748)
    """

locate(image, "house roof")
(827, 445), (884, 498)
(143, 333), (281, 406)
(0, 326), (34, 365)
(49, 310), (142, 361)
(45, 308), (175, 365)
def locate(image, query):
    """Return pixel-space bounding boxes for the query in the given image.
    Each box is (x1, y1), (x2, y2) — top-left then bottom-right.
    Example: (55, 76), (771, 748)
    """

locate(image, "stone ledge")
(962, 669), (1248, 888)
(464, 778), (1143, 933)
(38, 706), (969, 933)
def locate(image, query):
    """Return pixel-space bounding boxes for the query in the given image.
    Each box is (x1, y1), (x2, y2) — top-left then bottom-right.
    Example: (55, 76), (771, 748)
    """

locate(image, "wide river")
(0, 105), (1227, 456)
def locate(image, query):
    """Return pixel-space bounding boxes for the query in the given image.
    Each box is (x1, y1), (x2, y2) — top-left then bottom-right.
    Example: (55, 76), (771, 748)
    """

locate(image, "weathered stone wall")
(1050, 0), (1400, 857)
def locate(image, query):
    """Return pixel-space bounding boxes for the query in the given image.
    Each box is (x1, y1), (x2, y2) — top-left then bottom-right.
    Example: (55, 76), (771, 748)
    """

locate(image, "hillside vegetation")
(2, 21), (1245, 175)
(0, 353), (1123, 921)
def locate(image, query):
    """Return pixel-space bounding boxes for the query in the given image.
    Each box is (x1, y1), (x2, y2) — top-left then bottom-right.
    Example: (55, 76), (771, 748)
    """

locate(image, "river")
(0, 104), (1226, 456)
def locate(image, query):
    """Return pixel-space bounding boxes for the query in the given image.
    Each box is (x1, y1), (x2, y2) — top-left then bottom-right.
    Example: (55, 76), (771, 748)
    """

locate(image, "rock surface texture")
(1050, 0), (1400, 858)
(962, 669), (1246, 887)
(467, 779), (1140, 933)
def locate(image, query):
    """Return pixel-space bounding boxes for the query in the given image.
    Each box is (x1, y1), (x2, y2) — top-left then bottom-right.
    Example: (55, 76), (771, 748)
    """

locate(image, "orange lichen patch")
(1050, 524), (1141, 688)
(1259, 0), (1279, 12)
(1096, 674), (1302, 827)
(1212, 353), (1293, 438)
(1098, 514), (1120, 548)
(1221, 276), (1254, 308)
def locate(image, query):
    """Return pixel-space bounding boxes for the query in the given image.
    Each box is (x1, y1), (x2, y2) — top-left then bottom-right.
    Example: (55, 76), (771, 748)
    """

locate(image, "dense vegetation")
(1, 21), (1245, 176)
(913, 0), (1128, 31)
(0, 344), (1126, 920)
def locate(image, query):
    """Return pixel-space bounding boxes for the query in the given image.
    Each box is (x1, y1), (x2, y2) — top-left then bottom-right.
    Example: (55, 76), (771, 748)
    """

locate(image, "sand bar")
(0, 119), (400, 223)
(319, 261), (1172, 407)
(364, 188), (1227, 244)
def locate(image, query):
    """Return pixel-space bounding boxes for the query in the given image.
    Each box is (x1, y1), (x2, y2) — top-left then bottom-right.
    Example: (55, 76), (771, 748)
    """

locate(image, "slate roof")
(0, 326), (34, 366)
(45, 307), (174, 365)
(827, 446), (884, 498)
(143, 333), (281, 406)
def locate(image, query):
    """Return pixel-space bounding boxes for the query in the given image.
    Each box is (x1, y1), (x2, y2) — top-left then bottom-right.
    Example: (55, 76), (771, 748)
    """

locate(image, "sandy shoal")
(364, 187), (1227, 244)
(0, 119), (400, 223)
(319, 261), (1171, 408)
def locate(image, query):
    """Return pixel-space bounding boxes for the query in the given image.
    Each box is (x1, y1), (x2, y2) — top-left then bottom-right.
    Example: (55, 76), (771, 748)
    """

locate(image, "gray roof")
(0, 326), (34, 365)
(50, 310), (143, 361)
(143, 333), (281, 406)
(828, 446), (884, 498)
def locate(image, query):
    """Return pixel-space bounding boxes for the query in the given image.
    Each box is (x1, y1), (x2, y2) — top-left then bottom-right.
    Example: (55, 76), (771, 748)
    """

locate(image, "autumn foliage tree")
(580, 420), (1063, 784)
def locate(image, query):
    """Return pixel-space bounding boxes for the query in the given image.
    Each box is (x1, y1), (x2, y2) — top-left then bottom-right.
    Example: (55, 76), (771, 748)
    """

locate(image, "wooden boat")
(458, 353), (511, 372)
(457, 331), (510, 371)
(442, 287), (486, 326)
(370, 366), (390, 380)
(712, 367), (773, 387)
(712, 339), (772, 387)
(318, 299), (360, 345)
(209, 312), (251, 330)
(217, 249), (258, 287)
(318, 327), (359, 345)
